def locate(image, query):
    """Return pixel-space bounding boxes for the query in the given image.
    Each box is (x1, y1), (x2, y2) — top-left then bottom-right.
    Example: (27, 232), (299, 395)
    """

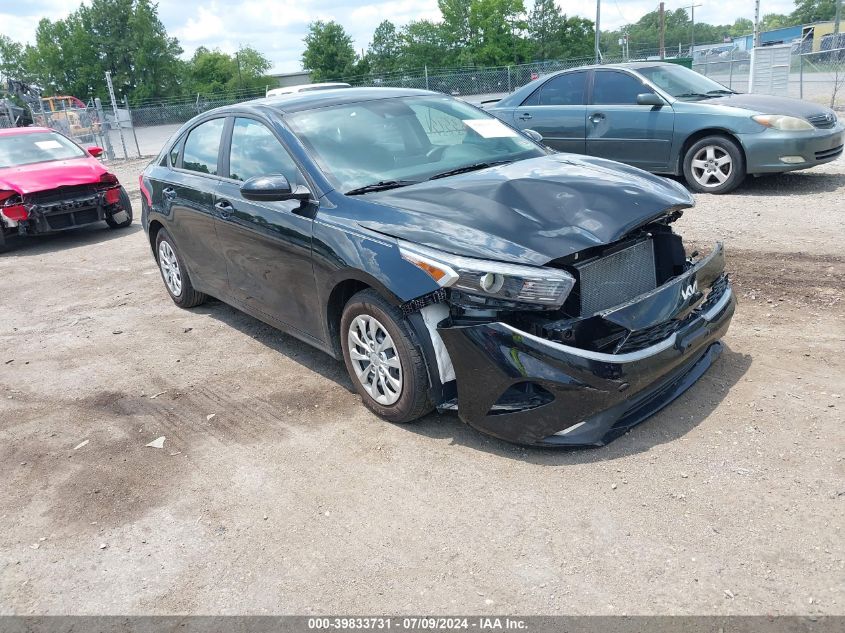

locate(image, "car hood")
(0, 157), (109, 195)
(704, 93), (834, 118)
(358, 154), (693, 265)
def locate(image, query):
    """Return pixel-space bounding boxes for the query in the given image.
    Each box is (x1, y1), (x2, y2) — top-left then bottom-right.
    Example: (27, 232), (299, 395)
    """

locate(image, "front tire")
(155, 228), (206, 308)
(340, 289), (433, 423)
(105, 187), (134, 228)
(682, 135), (745, 194)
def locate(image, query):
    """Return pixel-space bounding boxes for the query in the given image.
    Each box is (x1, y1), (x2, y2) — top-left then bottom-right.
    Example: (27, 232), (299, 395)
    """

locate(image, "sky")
(0, 0), (802, 74)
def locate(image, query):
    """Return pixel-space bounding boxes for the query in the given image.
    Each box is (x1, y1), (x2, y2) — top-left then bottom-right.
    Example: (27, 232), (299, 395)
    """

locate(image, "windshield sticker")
(35, 140), (63, 150)
(463, 119), (519, 138)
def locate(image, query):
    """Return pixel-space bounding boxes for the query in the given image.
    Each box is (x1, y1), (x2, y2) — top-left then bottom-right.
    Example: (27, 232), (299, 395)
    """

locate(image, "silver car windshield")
(637, 65), (735, 100)
(285, 95), (544, 193)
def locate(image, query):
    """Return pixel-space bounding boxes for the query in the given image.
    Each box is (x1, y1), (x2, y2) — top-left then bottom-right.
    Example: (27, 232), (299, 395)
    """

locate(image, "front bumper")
(740, 124), (844, 174)
(4, 189), (125, 235)
(437, 251), (735, 447)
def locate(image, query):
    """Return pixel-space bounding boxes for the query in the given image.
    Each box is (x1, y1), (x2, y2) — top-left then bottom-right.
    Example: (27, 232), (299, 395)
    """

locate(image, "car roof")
(552, 61), (676, 73)
(240, 87), (439, 115)
(0, 126), (53, 137)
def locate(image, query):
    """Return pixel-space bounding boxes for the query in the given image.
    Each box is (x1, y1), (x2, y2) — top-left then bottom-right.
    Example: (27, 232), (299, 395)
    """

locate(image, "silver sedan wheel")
(690, 145), (733, 188)
(347, 314), (403, 405)
(158, 240), (183, 297)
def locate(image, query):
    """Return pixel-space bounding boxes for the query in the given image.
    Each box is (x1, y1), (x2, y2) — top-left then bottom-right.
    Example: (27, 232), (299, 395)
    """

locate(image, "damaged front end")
(0, 174), (128, 236)
(399, 218), (735, 447)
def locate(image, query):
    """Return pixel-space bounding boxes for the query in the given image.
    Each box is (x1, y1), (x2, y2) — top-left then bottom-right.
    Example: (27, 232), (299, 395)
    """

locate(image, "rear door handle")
(589, 112), (605, 124)
(518, 112), (532, 121)
(214, 199), (233, 219)
(162, 187), (176, 200)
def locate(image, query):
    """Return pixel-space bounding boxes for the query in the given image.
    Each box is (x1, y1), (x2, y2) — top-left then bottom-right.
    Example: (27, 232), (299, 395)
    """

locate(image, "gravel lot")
(0, 155), (843, 615)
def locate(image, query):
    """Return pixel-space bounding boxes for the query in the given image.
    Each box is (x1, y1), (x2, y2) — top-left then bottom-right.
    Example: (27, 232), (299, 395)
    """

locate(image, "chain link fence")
(798, 35), (845, 109)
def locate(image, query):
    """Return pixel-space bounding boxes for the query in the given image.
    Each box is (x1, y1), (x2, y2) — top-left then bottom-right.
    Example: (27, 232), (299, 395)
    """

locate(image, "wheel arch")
(677, 128), (747, 175)
(148, 219), (165, 257)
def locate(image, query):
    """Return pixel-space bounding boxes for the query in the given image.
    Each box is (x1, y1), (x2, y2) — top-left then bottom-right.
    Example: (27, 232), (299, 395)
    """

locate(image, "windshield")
(637, 65), (735, 100)
(285, 95), (544, 193)
(0, 131), (86, 169)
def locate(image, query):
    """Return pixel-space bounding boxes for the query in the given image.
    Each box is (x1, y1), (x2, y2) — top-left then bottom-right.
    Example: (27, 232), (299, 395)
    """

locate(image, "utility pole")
(749, 0), (761, 92)
(595, 0), (601, 64)
(659, 2), (666, 60)
(835, 0), (841, 35)
(683, 3), (703, 56)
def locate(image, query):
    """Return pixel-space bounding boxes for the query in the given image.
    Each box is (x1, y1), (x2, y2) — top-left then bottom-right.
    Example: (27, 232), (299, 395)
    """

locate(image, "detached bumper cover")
(437, 247), (735, 446)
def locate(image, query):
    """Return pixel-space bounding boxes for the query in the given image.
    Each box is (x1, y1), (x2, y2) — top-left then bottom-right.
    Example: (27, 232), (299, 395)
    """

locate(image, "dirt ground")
(0, 155), (843, 616)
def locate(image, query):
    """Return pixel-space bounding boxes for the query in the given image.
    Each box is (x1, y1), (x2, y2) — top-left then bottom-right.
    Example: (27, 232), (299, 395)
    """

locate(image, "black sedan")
(140, 88), (735, 447)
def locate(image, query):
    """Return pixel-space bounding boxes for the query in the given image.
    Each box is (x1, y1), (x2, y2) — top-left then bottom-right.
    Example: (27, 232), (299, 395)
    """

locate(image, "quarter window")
(228, 118), (300, 184)
(592, 71), (651, 105)
(182, 118), (225, 175)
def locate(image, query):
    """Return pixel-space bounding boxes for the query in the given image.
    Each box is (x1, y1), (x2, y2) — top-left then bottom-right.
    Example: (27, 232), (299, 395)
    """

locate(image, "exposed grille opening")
(26, 185), (99, 204)
(46, 208), (100, 230)
(574, 238), (657, 315)
(487, 382), (554, 415)
(815, 144), (843, 161)
(807, 113), (837, 129)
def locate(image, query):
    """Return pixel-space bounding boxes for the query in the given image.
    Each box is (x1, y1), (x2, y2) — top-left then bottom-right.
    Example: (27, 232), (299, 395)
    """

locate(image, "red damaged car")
(0, 127), (133, 252)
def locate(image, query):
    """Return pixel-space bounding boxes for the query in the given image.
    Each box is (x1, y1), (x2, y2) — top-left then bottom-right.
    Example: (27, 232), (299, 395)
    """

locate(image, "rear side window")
(592, 71), (650, 105)
(182, 118), (225, 175)
(523, 72), (586, 106)
(228, 118), (300, 184)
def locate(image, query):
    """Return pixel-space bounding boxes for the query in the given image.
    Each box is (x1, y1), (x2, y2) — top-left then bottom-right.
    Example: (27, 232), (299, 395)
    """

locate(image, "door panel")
(509, 71), (588, 154)
(586, 71), (675, 171)
(214, 117), (320, 339)
(154, 118), (229, 295)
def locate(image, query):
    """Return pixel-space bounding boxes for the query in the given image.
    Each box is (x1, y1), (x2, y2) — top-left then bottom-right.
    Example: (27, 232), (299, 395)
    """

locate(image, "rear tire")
(682, 135), (745, 194)
(105, 187), (134, 228)
(155, 228), (206, 308)
(0, 227), (7, 253)
(340, 289), (433, 423)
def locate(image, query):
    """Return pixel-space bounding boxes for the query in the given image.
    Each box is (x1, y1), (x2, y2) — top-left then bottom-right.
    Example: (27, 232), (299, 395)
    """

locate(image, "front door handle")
(162, 187), (177, 200)
(214, 199), (234, 219)
(589, 112), (606, 124)
(518, 112), (533, 121)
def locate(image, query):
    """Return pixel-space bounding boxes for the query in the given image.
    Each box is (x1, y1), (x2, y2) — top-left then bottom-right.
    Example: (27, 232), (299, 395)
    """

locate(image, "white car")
(265, 82), (351, 98)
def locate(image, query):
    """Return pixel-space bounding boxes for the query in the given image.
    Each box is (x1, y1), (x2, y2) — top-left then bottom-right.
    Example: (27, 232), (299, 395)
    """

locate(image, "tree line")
(0, 0), (273, 104)
(0, 0), (839, 103)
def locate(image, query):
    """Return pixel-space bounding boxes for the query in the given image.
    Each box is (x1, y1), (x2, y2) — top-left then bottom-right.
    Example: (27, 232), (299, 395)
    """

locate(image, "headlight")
(399, 241), (575, 309)
(752, 114), (814, 131)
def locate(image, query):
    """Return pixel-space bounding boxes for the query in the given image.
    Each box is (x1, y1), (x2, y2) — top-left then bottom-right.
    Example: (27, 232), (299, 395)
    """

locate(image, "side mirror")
(87, 146), (104, 157)
(240, 174), (311, 202)
(636, 93), (664, 107)
(522, 128), (543, 142)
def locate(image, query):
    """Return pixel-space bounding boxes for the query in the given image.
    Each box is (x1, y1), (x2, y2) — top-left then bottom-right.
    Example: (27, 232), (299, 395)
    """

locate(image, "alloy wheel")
(158, 240), (183, 297)
(347, 314), (403, 405)
(690, 145), (733, 188)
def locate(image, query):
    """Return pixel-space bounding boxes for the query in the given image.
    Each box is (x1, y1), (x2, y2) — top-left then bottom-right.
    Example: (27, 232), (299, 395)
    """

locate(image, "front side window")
(286, 95), (543, 192)
(592, 71), (650, 105)
(228, 118), (300, 184)
(0, 131), (85, 169)
(182, 118), (225, 175)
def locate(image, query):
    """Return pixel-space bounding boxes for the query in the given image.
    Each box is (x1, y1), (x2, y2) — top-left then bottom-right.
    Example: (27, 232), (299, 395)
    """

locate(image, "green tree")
(399, 21), (449, 70)
(302, 21), (356, 81)
(728, 18), (754, 37)
(790, 0), (838, 24)
(760, 14), (791, 31)
(20, 0), (183, 101)
(527, 1), (593, 61)
(368, 20), (401, 75)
